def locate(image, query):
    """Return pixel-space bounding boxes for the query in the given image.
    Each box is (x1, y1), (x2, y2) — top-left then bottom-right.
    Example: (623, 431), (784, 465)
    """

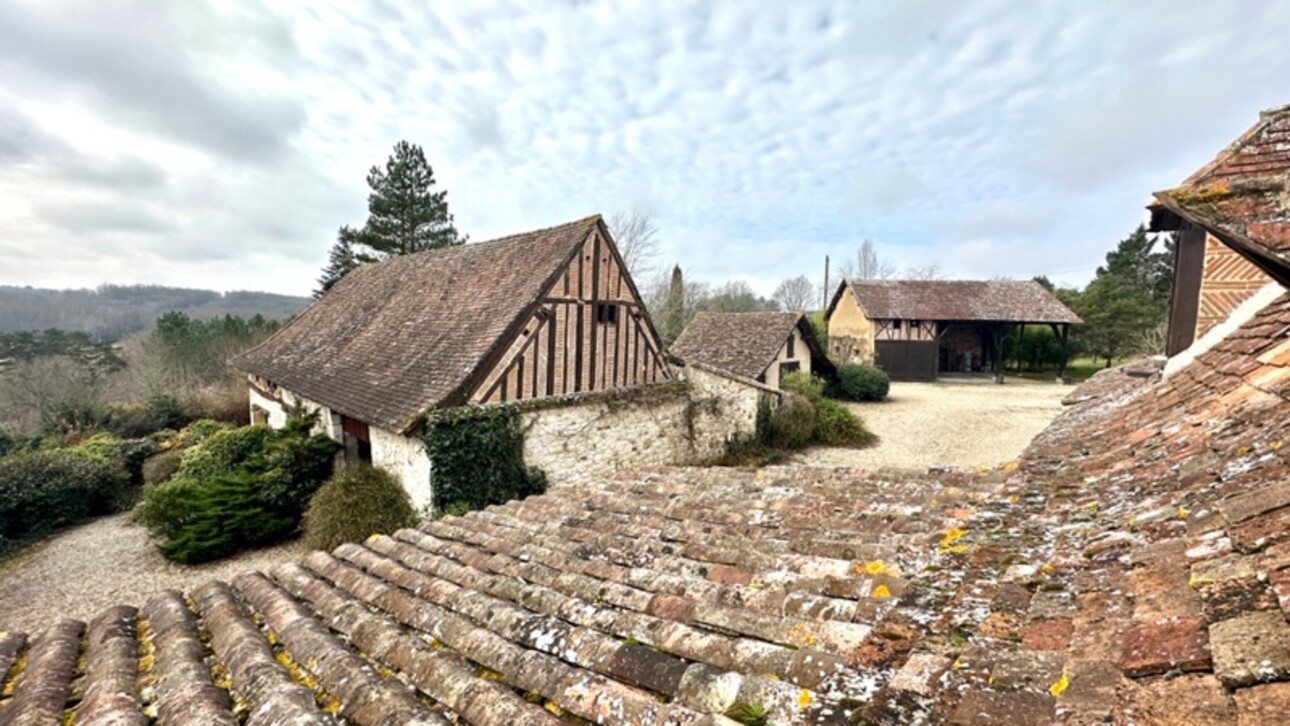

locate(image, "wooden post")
(1059, 323), (1070, 380)
(992, 324), (1006, 383)
(1016, 324), (1026, 374)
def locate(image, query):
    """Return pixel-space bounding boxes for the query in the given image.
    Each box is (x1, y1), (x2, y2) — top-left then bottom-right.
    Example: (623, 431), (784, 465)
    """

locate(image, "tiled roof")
(838, 280), (1082, 324)
(1154, 105), (1290, 286)
(232, 217), (602, 431)
(671, 311), (809, 381)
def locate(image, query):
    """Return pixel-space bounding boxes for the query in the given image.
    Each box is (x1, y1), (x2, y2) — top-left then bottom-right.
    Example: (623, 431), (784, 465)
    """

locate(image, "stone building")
(825, 279), (1080, 381)
(232, 215), (770, 509)
(670, 311), (832, 389)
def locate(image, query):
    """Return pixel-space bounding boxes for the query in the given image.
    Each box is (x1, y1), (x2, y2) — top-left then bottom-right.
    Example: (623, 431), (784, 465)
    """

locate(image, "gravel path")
(796, 376), (1072, 470)
(0, 513), (305, 634)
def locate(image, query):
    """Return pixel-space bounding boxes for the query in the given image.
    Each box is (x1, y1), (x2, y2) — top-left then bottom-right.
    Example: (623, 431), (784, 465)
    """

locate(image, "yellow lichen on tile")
(797, 689), (811, 709)
(938, 528), (969, 554)
(1049, 667), (1069, 696)
(871, 584), (891, 599)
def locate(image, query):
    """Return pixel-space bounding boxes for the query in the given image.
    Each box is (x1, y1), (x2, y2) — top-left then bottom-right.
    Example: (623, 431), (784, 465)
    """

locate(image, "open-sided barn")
(825, 279), (1081, 381)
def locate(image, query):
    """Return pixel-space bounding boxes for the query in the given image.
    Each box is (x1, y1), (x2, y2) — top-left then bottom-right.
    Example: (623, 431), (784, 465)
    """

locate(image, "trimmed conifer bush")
(136, 416), (340, 563)
(303, 466), (417, 552)
(815, 399), (874, 447)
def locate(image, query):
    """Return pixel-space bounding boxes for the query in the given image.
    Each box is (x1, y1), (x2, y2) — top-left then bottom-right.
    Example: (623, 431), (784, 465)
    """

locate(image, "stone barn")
(670, 311), (833, 389)
(825, 279), (1081, 381)
(232, 215), (772, 509)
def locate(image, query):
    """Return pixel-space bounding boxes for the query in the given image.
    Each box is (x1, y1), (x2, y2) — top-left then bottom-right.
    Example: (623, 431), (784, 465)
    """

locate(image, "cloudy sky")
(1, 1), (1288, 299)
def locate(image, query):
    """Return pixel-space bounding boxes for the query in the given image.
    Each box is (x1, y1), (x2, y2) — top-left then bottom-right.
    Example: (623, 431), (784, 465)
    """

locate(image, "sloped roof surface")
(845, 279), (1082, 324)
(232, 217), (600, 430)
(671, 311), (804, 380)
(1155, 105), (1290, 285)
(6, 283), (1290, 723)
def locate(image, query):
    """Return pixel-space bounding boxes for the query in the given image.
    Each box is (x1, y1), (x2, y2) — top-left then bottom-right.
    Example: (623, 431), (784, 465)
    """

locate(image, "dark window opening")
(596, 303), (618, 324)
(892, 320), (902, 330)
(786, 334), (795, 358)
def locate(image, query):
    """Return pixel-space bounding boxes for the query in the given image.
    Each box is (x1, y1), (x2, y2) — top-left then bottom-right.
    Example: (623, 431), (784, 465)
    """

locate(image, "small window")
(786, 333), (795, 358)
(910, 319), (921, 329)
(595, 303), (618, 324)
(892, 320), (902, 330)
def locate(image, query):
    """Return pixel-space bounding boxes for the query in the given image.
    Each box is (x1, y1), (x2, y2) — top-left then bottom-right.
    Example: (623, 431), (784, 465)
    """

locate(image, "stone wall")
(522, 366), (779, 486)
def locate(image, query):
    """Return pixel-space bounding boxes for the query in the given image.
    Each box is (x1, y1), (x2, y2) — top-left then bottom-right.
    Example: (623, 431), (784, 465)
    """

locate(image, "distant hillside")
(0, 284), (310, 340)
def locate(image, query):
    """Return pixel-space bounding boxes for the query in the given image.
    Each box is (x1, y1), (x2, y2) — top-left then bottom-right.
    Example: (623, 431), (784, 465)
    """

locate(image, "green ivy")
(423, 405), (546, 515)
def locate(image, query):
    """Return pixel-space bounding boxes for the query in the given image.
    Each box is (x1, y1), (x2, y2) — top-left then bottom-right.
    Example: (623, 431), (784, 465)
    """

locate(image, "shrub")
(833, 363), (890, 402)
(423, 406), (546, 515)
(0, 452), (121, 539)
(0, 426), (12, 457)
(135, 416), (340, 563)
(41, 398), (111, 437)
(815, 399), (874, 447)
(107, 395), (192, 439)
(143, 449), (182, 484)
(767, 394), (816, 449)
(780, 370), (826, 404)
(303, 466), (417, 551)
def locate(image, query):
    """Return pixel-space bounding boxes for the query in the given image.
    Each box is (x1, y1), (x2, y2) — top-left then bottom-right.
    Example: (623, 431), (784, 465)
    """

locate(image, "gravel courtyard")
(0, 513), (305, 634)
(797, 376), (1073, 470)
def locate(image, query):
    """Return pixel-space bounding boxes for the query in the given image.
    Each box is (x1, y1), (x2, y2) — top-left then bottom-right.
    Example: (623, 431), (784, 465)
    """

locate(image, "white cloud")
(0, 0), (1289, 300)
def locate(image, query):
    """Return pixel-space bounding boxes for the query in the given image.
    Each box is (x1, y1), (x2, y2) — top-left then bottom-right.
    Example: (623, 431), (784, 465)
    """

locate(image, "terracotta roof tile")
(842, 279), (1081, 324)
(232, 216), (602, 430)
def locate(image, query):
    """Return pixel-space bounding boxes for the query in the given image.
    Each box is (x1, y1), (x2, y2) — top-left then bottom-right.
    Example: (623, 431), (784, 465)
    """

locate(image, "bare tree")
(904, 262), (944, 280)
(608, 209), (659, 283)
(839, 239), (897, 280)
(773, 275), (816, 311)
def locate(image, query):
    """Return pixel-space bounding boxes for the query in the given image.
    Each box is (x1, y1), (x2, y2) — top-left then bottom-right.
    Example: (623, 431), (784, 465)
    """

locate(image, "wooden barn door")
(874, 340), (938, 381)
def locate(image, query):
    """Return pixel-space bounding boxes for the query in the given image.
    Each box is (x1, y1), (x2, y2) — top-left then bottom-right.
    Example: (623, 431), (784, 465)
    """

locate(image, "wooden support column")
(1015, 324), (1026, 374)
(991, 323), (1006, 383)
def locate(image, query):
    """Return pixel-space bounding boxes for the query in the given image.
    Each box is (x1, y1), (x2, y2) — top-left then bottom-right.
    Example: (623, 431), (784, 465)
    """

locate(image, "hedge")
(0, 452), (122, 539)
(832, 363), (890, 402)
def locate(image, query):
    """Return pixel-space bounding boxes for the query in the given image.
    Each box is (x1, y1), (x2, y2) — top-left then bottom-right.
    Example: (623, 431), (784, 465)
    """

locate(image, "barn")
(231, 215), (680, 509)
(825, 279), (1081, 381)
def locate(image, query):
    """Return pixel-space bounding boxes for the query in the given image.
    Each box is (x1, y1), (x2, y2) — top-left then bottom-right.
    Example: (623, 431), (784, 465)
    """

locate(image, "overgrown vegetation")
(0, 451), (124, 541)
(303, 465), (418, 552)
(830, 363), (889, 402)
(781, 371), (874, 447)
(422, 406), (546, 516)
(135, 416), (340, 564)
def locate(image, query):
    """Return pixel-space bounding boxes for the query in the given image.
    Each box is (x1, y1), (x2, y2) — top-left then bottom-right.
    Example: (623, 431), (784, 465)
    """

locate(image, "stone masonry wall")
(522, 366), (779, 486)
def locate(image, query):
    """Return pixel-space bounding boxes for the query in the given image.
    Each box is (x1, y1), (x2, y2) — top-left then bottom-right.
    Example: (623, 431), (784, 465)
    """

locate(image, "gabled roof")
(671, 311), (830, 381)
(827, 279), (1081, 324)
(1154, 104), (1290, 287)
(232, 216), (604, 431)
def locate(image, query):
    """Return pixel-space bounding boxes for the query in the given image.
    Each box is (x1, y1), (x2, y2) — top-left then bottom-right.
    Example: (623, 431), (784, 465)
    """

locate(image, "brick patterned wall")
(1196, 233), (1272, 340)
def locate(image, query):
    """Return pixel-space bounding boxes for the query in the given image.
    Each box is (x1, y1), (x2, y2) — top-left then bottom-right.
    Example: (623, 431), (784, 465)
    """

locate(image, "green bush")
(423, 406), (546, 515)
(767, 394), (816, 449)
(815, 399), (874, 447)
(303, 466), (417, 551)
(107, 395), (192, 439)
(780, 370), (826, 403)
(833, 363), (890, 402)
(0, 426), (12, 458)
(135, 416), (340, 563)
(0, 452), (122, 539)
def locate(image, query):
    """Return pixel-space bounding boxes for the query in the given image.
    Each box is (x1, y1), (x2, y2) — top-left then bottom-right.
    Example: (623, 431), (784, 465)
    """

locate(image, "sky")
(1, 0), (1289, 300)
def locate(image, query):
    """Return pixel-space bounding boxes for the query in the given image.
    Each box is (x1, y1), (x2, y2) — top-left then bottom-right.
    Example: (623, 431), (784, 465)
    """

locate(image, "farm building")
(670, 311), (833, 389)
(232, 215), (773, 509)
(825, 279), (1081, 381)
(1152, 104), (1288, 363)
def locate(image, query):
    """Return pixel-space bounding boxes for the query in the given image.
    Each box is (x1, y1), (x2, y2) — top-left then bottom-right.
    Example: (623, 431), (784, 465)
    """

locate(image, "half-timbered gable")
(471, 224), (670, 404)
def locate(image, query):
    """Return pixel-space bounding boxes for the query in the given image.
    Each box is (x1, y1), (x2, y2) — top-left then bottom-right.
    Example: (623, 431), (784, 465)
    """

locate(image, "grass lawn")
(1013, 356), (1134, 383)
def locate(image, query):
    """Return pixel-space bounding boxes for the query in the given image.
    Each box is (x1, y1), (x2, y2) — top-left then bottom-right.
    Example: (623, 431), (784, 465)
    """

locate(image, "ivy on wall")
(422, 405), (547, 515)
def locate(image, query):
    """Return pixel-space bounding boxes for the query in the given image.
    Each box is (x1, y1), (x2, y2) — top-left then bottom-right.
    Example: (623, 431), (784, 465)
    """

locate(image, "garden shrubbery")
(766, 394), (816, 449)
(303, 466), (418, 552)
(135, 416), (340, 563)
(831, 363), (890, 402)
(0, 451), (123, 539)
(781, 371), (875, 448)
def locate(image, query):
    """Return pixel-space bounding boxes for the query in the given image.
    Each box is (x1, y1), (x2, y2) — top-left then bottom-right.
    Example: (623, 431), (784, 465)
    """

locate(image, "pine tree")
(315, 141), (465, 297)
(662, 265), (685, 344)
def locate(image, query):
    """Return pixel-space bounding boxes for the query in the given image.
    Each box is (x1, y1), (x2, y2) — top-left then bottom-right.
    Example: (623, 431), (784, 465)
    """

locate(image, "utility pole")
(822, 255), (830, 312)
